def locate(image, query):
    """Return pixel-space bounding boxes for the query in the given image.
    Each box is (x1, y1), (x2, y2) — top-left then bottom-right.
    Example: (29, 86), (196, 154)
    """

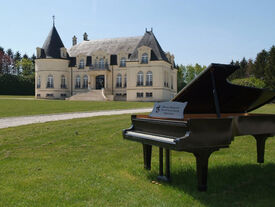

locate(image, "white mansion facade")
(35, 25), (177, 101)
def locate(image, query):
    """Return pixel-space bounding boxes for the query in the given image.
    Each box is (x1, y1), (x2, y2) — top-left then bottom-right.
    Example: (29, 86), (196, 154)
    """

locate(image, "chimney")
(83, 32), (88, 41)
(72, 35), (77, 46)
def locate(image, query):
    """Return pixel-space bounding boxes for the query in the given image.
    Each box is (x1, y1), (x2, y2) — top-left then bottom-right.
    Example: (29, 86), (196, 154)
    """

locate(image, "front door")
(96, 75), (104, 89)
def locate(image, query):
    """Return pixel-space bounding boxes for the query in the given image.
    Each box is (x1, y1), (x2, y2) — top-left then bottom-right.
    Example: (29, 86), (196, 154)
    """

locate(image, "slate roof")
(68, 31), (169, 62)
(68, 36), (142, 57)
(41, 26), (65, 58)
(130, 31), (168, 62)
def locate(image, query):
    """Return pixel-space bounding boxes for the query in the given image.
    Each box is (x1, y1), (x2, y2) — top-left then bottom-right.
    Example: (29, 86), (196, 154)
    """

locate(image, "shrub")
(230, 77), (266, 89)
(0, 74), (34, 95)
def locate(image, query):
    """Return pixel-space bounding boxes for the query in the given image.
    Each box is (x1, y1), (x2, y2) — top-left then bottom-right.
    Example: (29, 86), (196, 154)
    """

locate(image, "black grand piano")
(123, 63), (275, 191)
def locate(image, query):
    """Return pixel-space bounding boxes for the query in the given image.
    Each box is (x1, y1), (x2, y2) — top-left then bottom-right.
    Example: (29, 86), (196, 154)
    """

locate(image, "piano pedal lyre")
(157, 147), (171, 182)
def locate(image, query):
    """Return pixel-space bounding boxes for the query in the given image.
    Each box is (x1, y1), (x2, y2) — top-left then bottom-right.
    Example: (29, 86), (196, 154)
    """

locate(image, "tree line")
(177, 45), (275, 92)
(0, 47), (35, 95)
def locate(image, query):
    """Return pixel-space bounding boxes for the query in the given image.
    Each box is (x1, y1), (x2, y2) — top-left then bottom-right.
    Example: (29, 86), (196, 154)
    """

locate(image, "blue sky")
(0, 0), (274, 65)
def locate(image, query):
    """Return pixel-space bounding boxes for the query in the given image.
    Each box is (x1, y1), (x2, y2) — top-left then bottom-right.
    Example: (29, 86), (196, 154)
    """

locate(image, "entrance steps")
(67, 89), (113, 101)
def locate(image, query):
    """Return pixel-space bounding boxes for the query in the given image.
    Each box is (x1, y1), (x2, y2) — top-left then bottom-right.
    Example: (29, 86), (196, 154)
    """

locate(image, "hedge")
(230, 77), (266, 89)
(0, 74), (34, 95)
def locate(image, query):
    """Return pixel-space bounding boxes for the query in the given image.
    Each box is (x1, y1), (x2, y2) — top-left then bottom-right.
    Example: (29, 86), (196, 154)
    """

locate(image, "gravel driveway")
(0, 108), (152, 129)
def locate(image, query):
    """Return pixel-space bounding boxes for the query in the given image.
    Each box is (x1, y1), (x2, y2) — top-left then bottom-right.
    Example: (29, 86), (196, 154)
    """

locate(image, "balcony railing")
(89, 63), (109, 71)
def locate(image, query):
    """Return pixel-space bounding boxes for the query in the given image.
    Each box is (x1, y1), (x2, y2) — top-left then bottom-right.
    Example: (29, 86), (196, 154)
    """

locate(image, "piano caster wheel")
(157, 175), (170, 182)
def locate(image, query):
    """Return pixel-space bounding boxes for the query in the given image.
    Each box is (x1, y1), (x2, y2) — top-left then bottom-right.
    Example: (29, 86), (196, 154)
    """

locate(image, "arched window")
(137, 71), (144, 86)
(146, 71), (153, 86)
(99, 58), (104, 69)
(116, 73), (122, 88)
(61, 75), (66, 88)
(37, 76), (41, 88)
(141, 53), (148, 64)
(124, 74), (127, 88)
(120, 57), (126, 67)
(79, 59), (85, 69)
(83, 75), (88, 88)
(47, 75), (54, 88)
(75, 75), (81, 88)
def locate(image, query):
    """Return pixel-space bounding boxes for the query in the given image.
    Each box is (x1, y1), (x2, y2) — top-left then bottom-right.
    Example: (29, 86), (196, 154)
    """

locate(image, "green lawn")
(0, 99), (153, 118)
(0, 105), (274, 206)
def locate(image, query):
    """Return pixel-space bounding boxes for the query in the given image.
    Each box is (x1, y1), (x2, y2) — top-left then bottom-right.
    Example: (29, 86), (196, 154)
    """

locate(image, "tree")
(183, 64), (206, 84)
(177, 64), (186, 92)
(14, 51), (22, 74)
(6, 48), (13, 59)
(23, 53), (29, 59)
(0, 50), (13, 74)
(264, 46), (275, 90)
(31, 54), (36, 64)
(253, 50), (268, 79)
(16, 58), (34, 76)
(185, 65), (196, 84)
(246, 59), (254, 77)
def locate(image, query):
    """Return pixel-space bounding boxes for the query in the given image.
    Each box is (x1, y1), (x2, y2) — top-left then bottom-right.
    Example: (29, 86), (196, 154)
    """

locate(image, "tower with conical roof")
(35, 21), (71, 99)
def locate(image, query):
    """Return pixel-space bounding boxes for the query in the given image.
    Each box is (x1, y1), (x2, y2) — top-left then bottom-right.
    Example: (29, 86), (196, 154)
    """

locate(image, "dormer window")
(141, 53), (148, 64)
(79, 59), (85, 69)
(120, 57), (126, 67)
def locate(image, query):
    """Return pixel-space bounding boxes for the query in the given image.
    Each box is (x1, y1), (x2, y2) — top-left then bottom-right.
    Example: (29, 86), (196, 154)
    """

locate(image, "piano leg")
(193, 149), (217, 192)
(159, 147), (163, 176)
(142, 144), (152, 170)
(165, 149), (171, 180)
(157, 148), (170, 182)
(253, 134), (269, 163)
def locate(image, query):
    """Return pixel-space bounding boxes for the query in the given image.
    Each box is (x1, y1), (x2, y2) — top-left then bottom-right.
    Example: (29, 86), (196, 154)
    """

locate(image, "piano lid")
(173, 63), (275, 114)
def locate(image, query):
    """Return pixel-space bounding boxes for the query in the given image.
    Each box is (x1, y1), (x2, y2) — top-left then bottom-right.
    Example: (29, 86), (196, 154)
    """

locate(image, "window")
(79, 59), (85, 69)
(116, 73), (122, 88)
(83, 75), (88, 88)
(146, 92), (153, 97)
(46, 94), (54, 97)
(171, 76), (173, 89)
(60, 93), (67, 97)
(61, 75), (66, 88)
(47, 75), (54, 88)
(124, 74), (127, 88)
(75, 75), (81, 88)
(141, 53), (148, 64)
(120, 57), (126, 67)
(146, 71), (153, 86)
(99, 58), (104, 69)
(137, 71), (143, 86)
(37, 76), (41, 88)
(37, 94), (41, 97)
(136, 92), (143, 98)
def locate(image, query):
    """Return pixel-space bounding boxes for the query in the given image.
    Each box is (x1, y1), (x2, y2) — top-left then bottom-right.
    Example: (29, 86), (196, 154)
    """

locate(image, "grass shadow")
(147, 163), (275, 207)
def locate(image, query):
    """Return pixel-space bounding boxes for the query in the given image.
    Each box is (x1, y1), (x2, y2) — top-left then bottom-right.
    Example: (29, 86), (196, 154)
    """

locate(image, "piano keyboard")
(125, 131), (176, 145)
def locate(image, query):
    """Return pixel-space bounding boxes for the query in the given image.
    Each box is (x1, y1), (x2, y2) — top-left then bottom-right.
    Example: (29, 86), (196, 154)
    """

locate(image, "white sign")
(149, 102), (188, 119)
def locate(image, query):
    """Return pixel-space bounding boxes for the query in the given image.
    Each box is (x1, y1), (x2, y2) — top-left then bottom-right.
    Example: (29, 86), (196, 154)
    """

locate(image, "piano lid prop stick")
(210, 70), (221, 118)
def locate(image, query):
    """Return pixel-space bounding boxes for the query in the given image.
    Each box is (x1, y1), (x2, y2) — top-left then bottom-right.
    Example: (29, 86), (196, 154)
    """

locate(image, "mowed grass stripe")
(0, 105), (274, 206)
(0, 98), (153, 118)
